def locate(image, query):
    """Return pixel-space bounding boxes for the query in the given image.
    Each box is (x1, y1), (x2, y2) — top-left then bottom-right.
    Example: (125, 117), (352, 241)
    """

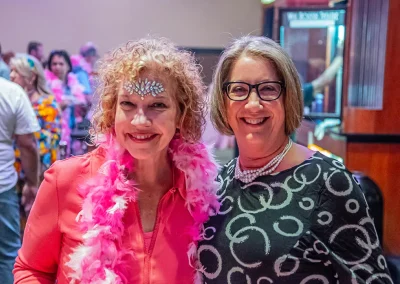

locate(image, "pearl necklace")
(234, 139), (293, 183)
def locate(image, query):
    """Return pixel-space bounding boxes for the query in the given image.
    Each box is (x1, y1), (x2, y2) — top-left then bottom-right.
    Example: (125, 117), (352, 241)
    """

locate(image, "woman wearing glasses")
(198, 36), (393, 283)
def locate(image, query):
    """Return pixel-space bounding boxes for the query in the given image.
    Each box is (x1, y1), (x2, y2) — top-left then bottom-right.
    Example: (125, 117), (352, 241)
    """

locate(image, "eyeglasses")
(223, 81), (284, 101)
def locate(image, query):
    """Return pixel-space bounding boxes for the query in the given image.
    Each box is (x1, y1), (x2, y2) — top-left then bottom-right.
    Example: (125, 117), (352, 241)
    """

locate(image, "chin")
(124, 147), (157, 160)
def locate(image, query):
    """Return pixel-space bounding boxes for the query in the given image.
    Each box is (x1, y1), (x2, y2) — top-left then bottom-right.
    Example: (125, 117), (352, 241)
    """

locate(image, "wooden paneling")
(346, 143), (400, 254)
(343, 0), (400, 134)
(347, 0), (388, 109)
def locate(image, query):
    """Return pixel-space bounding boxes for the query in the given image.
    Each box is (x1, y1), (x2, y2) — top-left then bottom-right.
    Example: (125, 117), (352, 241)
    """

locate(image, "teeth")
(244, 118), (265, 125)
(132, 134), (153, 140)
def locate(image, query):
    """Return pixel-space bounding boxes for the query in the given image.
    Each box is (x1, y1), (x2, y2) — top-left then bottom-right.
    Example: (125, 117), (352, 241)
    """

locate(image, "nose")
(10, 70), (16, 81)
(245, 89), (263, 110)
(131, 108), (151, 127)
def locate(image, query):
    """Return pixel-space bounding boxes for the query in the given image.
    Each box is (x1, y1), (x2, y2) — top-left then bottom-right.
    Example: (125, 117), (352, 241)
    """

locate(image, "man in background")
(0, 78), (40, 284)
(27, 41), (44, 64)
(0, 43), (10, 80)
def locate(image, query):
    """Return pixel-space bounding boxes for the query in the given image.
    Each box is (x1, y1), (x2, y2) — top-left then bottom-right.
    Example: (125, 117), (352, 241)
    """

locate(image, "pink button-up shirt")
(14, 148), (195, 284)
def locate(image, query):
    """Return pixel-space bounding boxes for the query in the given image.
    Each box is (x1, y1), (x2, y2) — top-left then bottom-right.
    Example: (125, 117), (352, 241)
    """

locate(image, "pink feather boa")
(66, 135), (220, 284)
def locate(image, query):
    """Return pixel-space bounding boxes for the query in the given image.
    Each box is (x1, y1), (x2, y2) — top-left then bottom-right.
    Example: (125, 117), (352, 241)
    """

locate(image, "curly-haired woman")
(14, 37), (220, 284)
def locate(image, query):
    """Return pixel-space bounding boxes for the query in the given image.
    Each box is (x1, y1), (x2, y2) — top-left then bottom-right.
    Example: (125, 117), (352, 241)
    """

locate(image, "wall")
(342, 0), (400, 134)
(0, 0), (262, 56)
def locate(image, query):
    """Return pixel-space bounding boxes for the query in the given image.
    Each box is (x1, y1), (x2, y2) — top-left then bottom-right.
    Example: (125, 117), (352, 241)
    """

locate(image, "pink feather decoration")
(45, 69), (87, 153)
(66, 135), (220, 284)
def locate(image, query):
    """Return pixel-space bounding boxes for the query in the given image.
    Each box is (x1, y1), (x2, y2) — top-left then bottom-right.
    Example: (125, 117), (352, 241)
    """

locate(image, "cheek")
(159, 110), (178, 136)
(15, 75), (24, 85)
(114, 108), (130, 139)
(226, 101), (239, 126)
(277, 99), (285, 118)
(270, 99), (285, 126)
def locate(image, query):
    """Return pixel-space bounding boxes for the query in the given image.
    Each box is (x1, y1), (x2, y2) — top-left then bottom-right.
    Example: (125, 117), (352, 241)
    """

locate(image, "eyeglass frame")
(222, 80), (285, 101)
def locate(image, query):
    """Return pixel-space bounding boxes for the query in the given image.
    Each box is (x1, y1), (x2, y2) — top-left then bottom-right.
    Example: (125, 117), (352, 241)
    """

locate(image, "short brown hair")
(210, 36), (303, 136)
(91, 37), (206, 143)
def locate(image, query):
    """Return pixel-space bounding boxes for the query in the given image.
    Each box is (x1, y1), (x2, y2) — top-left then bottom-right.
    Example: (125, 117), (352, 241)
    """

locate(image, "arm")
(311, 55), (343, 94)
(14, 164), (61, 283)
(14, 87), (41, 212)
(15, 134), (39, 188)
(311, 166), (393, 283)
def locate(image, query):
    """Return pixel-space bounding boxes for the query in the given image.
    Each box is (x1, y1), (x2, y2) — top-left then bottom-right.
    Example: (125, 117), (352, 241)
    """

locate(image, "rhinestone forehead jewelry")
(124, 78), (165, 100)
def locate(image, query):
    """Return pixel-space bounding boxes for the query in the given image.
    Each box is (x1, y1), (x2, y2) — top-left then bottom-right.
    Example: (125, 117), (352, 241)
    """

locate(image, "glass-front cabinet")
(279, 8), (346, 118)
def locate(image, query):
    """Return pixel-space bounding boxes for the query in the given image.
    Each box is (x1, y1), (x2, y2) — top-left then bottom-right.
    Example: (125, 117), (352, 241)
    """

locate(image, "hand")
(21, 184), (38, 216)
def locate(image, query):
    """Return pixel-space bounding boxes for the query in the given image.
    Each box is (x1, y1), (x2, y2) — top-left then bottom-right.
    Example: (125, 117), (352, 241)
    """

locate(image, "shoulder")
(316, 153), (359, 191)
(307, 153), (366, 212)
(0, 78), (25, 98)
(287, 153), (361, 197)
(50, 147), (106, 184)
(219, 157), (237, 178)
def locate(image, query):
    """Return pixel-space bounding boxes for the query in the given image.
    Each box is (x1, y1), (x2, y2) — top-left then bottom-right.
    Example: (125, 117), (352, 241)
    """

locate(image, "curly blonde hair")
(91, 37), (206, 143)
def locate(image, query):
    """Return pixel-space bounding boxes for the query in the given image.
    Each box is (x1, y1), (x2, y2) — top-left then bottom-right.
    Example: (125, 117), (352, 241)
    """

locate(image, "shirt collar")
(173, 166), (186, 199)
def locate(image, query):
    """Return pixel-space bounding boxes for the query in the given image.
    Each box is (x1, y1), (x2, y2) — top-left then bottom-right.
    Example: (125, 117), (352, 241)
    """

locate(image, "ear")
(30, 74), (38, 86)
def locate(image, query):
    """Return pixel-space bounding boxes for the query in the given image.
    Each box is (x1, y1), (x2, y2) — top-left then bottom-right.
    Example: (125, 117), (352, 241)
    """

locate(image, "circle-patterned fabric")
(199, 152), (393, 283)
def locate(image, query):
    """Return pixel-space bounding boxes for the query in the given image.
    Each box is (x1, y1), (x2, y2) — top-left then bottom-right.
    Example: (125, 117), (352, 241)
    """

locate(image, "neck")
(239, 136), (289, 170)
(57, 74), (67, 83)
(26, 87), (35, 97)
(132, 152), (173, 193)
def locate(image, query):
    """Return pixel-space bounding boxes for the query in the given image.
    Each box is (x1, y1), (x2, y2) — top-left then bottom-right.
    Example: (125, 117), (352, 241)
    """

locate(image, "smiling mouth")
(241, 118), (268, 125)
(128, 133), (158, 142)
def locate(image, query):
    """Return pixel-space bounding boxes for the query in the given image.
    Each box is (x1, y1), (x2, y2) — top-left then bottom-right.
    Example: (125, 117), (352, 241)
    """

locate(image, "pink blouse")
(14, 148), (196, 284)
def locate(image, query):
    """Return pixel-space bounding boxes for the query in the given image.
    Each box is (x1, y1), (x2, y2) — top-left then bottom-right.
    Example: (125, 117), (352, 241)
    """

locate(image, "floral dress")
(14, 95), (61, 177)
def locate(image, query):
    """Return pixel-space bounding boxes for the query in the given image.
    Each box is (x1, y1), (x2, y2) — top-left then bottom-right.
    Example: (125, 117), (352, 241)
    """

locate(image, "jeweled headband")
(123, 78), (165, 100)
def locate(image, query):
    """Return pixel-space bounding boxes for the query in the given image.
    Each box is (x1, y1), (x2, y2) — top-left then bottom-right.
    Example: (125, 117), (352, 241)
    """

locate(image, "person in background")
(202, 83), (235, 164)
(71, 42), (99, 96)
(199, 35), (393, 283)
(10, 54), (61, 181)
(0, 43), (10, 80)
(14, 37), (219, 284)
(0, 78), (40, 284)
(79, 41), (99, 75)
(45, 50), (86, 156)
(302, 42), (343, 108)
(2, 51), (16, 67)
(27, 41), (45, 64)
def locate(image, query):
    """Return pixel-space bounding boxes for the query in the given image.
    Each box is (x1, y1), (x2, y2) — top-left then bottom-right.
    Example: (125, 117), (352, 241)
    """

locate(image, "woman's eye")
(233, 87), (245, 92)
(151, 103), (167, 108)
(120, 101), (134, 107)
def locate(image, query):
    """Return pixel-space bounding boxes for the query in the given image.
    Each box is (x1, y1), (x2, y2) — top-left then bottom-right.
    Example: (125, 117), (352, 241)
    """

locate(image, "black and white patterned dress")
(199, 152), (393, 283)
